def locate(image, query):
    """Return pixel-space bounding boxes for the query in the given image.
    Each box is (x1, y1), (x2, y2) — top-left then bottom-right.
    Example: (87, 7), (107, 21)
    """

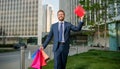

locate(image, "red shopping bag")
(74, 5), (85, 17)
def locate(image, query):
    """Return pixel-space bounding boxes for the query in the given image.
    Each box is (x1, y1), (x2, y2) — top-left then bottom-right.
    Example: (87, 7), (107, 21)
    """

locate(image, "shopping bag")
(31, 49), (39, 60)
(74, 5), (85, 17)
(31, 49), (42, 69)
(41, 49), (49, 61)
(31, 49), (49, 69)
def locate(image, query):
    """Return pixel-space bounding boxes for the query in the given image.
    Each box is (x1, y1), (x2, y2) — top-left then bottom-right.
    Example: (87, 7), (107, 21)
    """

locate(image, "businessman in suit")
(40, 10), (84, 69)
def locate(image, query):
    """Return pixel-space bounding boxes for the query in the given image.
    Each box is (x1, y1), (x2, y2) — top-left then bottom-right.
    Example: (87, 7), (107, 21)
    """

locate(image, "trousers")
(54, 43), (69, 69)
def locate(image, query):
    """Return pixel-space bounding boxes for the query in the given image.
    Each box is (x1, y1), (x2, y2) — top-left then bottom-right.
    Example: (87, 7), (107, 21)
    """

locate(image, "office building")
(0, 0), (43, 45)
(42, 4), (54, 33)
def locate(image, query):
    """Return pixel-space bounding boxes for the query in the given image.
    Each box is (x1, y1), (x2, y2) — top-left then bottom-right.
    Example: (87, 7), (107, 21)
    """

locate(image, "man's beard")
(58, 17), (64, 21)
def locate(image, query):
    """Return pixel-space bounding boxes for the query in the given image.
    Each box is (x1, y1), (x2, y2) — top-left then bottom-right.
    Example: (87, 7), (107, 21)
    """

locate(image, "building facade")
(108, 15), (120, 51)
(42, 4), (54, 33)
(0, 0), (43, 45)
(42, 4), (54, 41)
(59, 0), (79, 26)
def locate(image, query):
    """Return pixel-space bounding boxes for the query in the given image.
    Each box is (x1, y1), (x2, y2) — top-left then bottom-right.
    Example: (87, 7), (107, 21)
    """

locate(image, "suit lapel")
(64, 21), (67, 33)
(55, 22), (59, 40)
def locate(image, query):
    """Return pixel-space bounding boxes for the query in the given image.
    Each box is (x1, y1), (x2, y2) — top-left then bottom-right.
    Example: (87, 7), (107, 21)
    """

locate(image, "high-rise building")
(59, 0), (79, 26)
(42, 4), (54, 33)
(0, 0), (43, 45)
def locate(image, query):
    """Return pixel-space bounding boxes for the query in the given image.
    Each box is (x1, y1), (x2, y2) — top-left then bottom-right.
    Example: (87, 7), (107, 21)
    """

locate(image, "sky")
(43, 0), (59, 21)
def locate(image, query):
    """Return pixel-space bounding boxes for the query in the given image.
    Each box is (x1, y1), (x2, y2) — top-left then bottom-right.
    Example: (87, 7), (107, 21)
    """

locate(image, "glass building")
(108, 15), (120, 51)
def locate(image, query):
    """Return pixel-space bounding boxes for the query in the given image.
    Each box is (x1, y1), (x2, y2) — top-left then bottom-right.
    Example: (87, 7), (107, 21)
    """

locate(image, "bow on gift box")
(74, 5), (86, 17)
(31, 49), (49, 69)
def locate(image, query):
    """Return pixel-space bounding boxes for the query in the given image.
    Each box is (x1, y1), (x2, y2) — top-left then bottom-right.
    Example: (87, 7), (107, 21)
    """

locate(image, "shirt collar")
(58, 21), (64, 24)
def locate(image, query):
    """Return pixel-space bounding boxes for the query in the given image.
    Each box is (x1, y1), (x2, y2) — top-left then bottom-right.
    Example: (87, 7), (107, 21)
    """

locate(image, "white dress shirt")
(58, 21), (65, 42)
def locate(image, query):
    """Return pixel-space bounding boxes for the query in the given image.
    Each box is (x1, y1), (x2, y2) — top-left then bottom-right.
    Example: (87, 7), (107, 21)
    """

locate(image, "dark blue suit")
(43, 21), (84, 69)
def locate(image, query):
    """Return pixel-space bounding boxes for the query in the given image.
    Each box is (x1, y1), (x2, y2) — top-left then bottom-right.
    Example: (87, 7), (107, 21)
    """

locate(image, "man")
(40, 10), (84, 69)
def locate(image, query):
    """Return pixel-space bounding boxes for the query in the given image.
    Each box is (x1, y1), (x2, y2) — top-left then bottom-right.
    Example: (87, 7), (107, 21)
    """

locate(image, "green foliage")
(82, 31), (94, 36)
(0, 44), (16, 53)
(0, 44), (14, 48)
(0, 49), (15, 53)
(88, 21), (95, 26)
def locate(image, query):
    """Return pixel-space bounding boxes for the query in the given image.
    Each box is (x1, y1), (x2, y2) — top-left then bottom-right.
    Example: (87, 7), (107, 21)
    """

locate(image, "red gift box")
(74, 5), (85, 17)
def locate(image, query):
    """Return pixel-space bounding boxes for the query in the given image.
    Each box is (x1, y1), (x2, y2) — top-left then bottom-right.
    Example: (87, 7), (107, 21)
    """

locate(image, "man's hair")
(57, 10), (65, 15)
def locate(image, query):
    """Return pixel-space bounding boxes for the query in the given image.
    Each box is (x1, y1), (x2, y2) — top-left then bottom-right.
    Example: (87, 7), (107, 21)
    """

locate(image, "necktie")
(59, 23), (63, 42)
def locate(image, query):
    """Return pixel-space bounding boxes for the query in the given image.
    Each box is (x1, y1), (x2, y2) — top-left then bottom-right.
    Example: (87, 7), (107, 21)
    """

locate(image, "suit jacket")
(43, 21), (84, 52)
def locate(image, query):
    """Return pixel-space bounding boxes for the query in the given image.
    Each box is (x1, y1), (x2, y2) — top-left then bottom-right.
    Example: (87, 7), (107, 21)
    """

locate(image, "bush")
(0, 44), (14, 48)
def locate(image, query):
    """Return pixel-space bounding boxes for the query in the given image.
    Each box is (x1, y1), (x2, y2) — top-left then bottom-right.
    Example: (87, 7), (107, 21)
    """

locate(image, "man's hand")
(80, 15), (84, 22)
(40, 45), (44, 50)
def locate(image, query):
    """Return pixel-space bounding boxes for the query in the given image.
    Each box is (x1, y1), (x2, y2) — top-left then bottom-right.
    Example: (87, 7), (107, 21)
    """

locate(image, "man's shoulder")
(52, 22), (58, 25)
(64, 21), (70, 23)
(64, 21), (71, 25)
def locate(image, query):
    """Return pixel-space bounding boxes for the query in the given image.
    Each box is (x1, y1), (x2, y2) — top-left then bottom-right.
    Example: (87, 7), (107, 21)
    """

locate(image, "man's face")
(57, 12), (65, 21)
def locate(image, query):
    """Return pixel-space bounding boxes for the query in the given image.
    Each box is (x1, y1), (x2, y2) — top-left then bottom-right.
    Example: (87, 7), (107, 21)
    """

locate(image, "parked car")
(13, 42), (27, 49)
